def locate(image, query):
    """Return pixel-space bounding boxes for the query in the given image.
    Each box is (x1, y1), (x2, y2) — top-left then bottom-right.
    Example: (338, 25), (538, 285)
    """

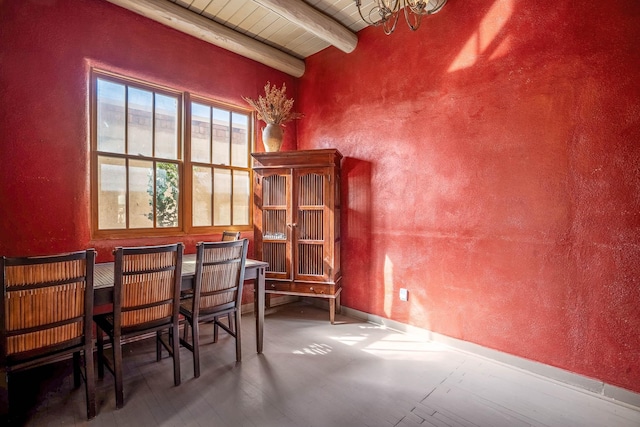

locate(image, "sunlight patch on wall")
(383, 254), (394, 317)
(448, 0), (514, 72)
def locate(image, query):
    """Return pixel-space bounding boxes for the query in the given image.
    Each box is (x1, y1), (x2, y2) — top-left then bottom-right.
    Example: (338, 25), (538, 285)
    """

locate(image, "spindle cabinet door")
(293, 167), (332, 283)
(259, 170), (292, 281)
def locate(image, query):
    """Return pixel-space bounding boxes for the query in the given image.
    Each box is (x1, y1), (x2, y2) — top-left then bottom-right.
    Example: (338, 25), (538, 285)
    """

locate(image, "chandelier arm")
(383, 7), (400, 34)
(406, 0), (427, 15)
(355, 0), (382, 26)
(355, 0), (446, 34)
(404, 4), (423, 31)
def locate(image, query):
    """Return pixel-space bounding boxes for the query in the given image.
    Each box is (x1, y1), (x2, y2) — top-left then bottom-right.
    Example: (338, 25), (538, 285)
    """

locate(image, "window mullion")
(152, 93), (156, 229)
(211, 166), (215, 227)
(152, 161), (157, 229)
(125, 158), (130, 230)
(209, 105), (213, 165)
(209, 107), (214, 227)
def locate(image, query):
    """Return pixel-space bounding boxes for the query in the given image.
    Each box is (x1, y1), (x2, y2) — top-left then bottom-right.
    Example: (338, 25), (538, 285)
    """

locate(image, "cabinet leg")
(330, 298), (335, 324)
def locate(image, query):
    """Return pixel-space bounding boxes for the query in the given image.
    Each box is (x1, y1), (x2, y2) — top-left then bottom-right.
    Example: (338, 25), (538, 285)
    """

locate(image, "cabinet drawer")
(266, 282), (338, 296)
(267, 282), (293, 292)
(291, 283), (334, 295)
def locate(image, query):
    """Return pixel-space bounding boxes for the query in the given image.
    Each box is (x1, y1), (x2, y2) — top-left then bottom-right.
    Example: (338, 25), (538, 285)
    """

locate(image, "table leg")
(255, 266), (265, 353)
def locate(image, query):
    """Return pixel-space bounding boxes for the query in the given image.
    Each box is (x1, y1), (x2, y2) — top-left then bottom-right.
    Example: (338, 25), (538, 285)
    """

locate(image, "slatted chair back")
(193, 240), (247, 319)
(1, 250), (95, 364)
(113, 244), (183, 332)
(1, 249), (96, 420)
(221, 231), (241, 241)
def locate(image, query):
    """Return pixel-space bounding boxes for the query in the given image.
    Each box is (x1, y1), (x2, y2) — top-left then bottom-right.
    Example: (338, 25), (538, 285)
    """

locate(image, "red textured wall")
(1, 0), (639, 396)
(298, 0), (640, 393)
(0, 0), (296, 263)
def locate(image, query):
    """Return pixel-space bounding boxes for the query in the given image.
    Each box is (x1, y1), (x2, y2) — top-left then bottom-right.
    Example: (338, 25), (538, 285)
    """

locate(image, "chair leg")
(182, 318), (189, 342)
(234, 310), (242, 362)
(227, 313), (234, 333)
(73, 352), (82, 388)
(156, 331), (162, 362)
(213, 314), (234, 341)
(192, 318), (200, 378)
(171, 323), (181, 386)
(84, 347), (97, 419)
(113, 337), (124, 409)
(0, 368), (8, 421)
(96, 327), (105, 379)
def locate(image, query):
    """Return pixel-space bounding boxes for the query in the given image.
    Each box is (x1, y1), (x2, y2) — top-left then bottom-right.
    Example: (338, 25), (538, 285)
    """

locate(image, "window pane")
(233, 170), (250, 225)
(212, 108), (230, 165)
(231, 112), (249, 168)
(97, 79), (125, 153)
(155, 162), (179, 228)
(97, 156), (126, 229)
(155, 94), (179, 159)
(213, 168), (231, 226)
(128, 159), (154, 229)
(193, 166), (212, 227)
(191, 102), (211, 163)
(128, 87), (153, 157)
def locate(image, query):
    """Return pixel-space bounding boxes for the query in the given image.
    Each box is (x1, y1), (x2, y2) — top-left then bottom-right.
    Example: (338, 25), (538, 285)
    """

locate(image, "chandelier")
(355, 0), (447, 35)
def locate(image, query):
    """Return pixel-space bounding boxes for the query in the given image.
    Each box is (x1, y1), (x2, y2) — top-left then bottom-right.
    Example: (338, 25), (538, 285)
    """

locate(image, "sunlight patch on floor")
(361, 333), (449, 359)
(292, 342), (333, 355)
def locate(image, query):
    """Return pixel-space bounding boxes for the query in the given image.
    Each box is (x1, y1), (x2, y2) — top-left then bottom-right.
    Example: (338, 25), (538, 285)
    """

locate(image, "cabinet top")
(251, 148), (342, 169)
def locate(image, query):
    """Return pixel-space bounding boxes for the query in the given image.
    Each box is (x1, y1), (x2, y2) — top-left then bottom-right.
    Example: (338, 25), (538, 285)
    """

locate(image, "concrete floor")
(9, 302), (640, 426)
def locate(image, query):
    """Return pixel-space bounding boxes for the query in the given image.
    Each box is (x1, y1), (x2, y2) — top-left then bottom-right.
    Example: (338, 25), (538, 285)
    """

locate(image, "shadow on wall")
(341, 157), (372, 313)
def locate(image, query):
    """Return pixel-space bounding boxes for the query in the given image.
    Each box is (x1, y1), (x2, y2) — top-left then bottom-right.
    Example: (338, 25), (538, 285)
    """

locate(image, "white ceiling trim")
(105, 0), (306, 77)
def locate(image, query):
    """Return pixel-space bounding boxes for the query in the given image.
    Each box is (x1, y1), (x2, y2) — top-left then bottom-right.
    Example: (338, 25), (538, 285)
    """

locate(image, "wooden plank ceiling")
(106, 0), (374, 76)
(169, 0), (370, 59)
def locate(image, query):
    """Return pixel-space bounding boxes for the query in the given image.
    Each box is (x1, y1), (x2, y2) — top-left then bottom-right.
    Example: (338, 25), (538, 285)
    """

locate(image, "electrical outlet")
(399, 288), (409, 301)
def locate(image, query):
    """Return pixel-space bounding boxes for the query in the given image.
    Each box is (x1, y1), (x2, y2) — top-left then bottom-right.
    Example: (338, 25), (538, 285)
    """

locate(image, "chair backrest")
(1, 250), (95, 363)
(221, 231), (241, 241)
(193, 240), (248, 317)
(113, 243), (183, 332)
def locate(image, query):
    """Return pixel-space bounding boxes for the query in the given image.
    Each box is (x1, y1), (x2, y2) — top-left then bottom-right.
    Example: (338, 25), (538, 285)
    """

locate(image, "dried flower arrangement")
(242, 82), (303, 126)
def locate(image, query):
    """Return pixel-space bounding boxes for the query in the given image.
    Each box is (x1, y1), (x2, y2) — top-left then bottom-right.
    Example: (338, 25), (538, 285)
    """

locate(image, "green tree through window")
(148, 162), (179, 227)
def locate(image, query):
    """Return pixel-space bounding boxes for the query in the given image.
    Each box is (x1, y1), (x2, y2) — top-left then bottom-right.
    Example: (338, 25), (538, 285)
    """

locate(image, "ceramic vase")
(262, 124), (284, 152)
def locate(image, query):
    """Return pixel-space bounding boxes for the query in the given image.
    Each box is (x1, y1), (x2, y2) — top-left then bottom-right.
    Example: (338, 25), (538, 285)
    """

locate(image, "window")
(188, 98), (251, 229)
(91, 70), (253, 237)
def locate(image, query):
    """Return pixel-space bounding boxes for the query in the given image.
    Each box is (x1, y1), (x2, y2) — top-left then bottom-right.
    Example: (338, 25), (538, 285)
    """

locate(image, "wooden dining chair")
(179, 239), (248, 377)
(216, 231), (242, 335)
(93, 243), (183, 409)
(1, 250), (96, 421)
(221, 231), (241, 241)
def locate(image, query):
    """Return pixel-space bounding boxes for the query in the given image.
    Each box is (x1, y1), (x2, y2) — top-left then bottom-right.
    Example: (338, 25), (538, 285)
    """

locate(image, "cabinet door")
(294, 168), (332, 282)
(260, 171), (292, 280)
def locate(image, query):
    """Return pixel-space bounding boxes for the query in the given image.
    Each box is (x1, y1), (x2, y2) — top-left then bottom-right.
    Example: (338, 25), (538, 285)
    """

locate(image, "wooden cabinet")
(252, 149), (342, 323)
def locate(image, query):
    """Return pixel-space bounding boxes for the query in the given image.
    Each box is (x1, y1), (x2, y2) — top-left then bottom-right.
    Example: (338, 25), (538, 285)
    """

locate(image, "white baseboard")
(338, 306), (640, 410)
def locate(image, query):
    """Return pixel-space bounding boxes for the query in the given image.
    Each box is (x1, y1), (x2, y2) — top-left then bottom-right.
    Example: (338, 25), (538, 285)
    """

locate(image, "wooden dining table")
(93, 255), (269, 353)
